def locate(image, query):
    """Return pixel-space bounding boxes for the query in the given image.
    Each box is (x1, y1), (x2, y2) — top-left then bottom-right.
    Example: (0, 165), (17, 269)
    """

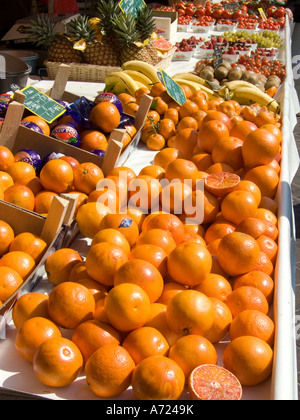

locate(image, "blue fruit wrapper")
(66, 97), (96, 130)
(14, 149), (42, 172)
(0, 94), (11, 117)
(0, 117), (4, 132)
(91, 149), (106, 158)
(42, 152), (65, 167)
(21, 121), (44, 134)
(51, 123), (81, 147)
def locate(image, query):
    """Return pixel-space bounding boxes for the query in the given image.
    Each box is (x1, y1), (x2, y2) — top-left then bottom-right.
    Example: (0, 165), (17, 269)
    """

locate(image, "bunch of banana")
(121, 61), (161, 84)
(172, 72), (218, 100)
(219, 81), (280, 113)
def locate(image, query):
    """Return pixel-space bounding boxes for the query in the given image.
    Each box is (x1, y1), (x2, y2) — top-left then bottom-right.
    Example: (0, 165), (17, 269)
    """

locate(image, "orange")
(59, 155), (80, 170)
(166, 289), (215, 336)
(169, 335), (217, 380)
(66, 191), (88, 215)
(177, 116), (198, 132)
(158, 118), (176, 140)
(131, 355), (185, 400)
(0, 220), (14, 257)
(85, 242), (128, 287)
(89, 102), (121, 133)
(254, 109), (276, 127)
(145, 303), (178, 346)
(225, 285), (269, 318)
(12, 292), (49, 329)
(80, 130), (108, 152)
(22, 116), (50, 136)
(153, 147), (178, 169)
(135, 228), (176, 255)
(244, 165), (279, 198)
(114, 259), (164, 303)
(194, 273), (232, 302)
(105, 283), (150, 332)
(191, 95), (208, 112)
(0, 146), (15, 171)
(242, 128), (280, 167)
(230, 309), (275, 347)
(40, 159), (74, 194)
(0, 266), (23, 302)
(4, 184), (35, 211)
(192, 153), (213, 172)
(45, 248), (82, 286)
(129, 175), (162, 211)
(123, 102), (139, 116)
(6, 162), (36, 185)
(126, 207), (146, 231)
(256, 207), (278, 226)
(152, 97), (168, 115)
(129, 244), (168, 278)
(72, 319), (121, 363)
(204, 219), (235, 244)
(15, 316), (62, 363)
(150, 82), (166, 97)
(185, 188), (219, 225)
(135, 86), (151, 103)
(33, 337), (83, 387)
(91, 228), (130, 254)
(73, 162), (104, 195)
(179, 84), (193, 99)
(165, 158), (199, 184)
(204, 297), (233, 344)
(9, 232), (47, 263)
(261, 123), (283, 143)
(174, 128), (198, 159)
(164, 108), (179, 125)
(167, 242), (212, 287)
(34, 190), (59, 214)
(160, 180), (192, 214)
(85, 344), (135, 398)
(98, 213), (139, 247)
(229, 120), (258, 141)
(235, 217), (267, 240)
(157, 281), (187, 305)
(221, 190), (258, 225)
(47, 282), (95, 329)
(223, 336), (273, 386)
(67, 261), (90, 282)
(0, 171), (14, 192)
(146, 133), (165, 151)
(142, 213), (186, 245)
(107, 166), (136, 184)
(217, 100), (241, 118)
(256, 235), (278, 265)
(139, 165), (165, 180)
(259, 220), (278, 242)
(122, 326), (169, 364)
(75, 279), (107, 303)
(76, 202), (111, 239)
(253, 251), (274, 276)
(118, 93), (136, 107)
(188, 364), (242, 401)
(204, 172), (240, 197)
(26, 176), (44, 196)
(93, 295), (108, 323)
(178, 100), (199, 120)
(212, 137), (244, 171)
(217, 232), (260, 277)
(203, 110), (232, 130)
(0, 251), (35, 280)
(197, 120), (230, 154)
(232, 179), (262, 206)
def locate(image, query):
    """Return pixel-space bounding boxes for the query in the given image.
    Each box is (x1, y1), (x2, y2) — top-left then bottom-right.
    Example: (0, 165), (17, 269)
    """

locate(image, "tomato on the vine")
(274, 7), (285, 18)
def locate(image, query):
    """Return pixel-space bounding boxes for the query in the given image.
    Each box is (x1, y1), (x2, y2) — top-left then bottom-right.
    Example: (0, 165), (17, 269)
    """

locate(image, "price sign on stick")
(158, 69), (187, 106)
(119, 0), (146, 17)
(21, 85), (66, 124)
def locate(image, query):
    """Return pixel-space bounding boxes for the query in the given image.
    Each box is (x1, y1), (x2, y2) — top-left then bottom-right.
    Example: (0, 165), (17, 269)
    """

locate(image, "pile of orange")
(0, 220), (47, 307)
(6, 85), (283, 400)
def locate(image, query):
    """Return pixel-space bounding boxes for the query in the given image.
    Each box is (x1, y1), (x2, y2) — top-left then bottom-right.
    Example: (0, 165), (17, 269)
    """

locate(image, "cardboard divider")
(0, 196), (69, 333)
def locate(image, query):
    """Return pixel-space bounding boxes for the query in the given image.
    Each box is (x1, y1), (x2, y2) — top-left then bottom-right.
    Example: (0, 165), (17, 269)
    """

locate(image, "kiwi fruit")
(228, 68), (243, 81)
(199, 68), (215, 81)
(214, 66), (229, 81)
(218, 62), (231, 71)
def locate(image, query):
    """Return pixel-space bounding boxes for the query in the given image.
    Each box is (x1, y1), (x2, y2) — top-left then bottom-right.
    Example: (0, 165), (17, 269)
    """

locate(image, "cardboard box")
(152, 11), (178, 40)
(0, 196), (69, 334)
(1, 14), (80, 43)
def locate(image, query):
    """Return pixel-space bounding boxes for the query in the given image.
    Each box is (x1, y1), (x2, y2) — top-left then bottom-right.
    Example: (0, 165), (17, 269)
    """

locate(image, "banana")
(172, 72), (206, 86)
(121, 61), (160, 84)
(123, 70), (153, 89)
(232, 87), (279, 113)
(111, 81), (128, 95)
(105, 72), (139, 96)
(219, 81), (265, 97)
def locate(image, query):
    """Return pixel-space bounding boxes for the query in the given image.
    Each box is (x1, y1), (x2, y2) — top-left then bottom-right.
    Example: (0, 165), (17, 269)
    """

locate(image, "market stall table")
(0, 18), (298, 401)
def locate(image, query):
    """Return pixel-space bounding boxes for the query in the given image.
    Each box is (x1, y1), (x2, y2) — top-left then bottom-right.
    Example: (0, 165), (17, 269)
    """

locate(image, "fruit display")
(224, 30), (282, 48)
(29, 0), (173, 68)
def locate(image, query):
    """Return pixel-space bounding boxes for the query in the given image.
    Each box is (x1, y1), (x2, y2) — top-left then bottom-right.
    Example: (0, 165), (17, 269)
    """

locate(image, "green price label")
(159, 69), (187, 106)
(119, 0), (146, 17)
(21, 85), (66, 124)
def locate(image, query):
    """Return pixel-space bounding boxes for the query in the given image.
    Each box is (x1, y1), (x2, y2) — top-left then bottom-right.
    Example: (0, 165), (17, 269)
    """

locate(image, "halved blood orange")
(204, 172), (240, 197)
(188, 364), (243, 401)
(153, 37), (173, 53)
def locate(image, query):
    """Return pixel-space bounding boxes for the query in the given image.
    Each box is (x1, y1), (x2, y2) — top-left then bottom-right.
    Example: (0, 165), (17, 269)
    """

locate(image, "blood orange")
(153, 37), (173, 53)
(204, 172), (240, 197)
(188, 364), (243, 400)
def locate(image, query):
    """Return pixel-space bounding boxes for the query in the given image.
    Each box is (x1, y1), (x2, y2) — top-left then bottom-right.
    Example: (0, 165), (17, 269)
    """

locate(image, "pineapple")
(83, 0), (121, 67)
(28, 15), (84, 63)
(112, 8), (160, 66)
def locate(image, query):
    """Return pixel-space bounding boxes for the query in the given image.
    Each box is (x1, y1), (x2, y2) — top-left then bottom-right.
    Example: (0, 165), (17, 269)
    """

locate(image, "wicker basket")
(45, 47), (176, 83)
